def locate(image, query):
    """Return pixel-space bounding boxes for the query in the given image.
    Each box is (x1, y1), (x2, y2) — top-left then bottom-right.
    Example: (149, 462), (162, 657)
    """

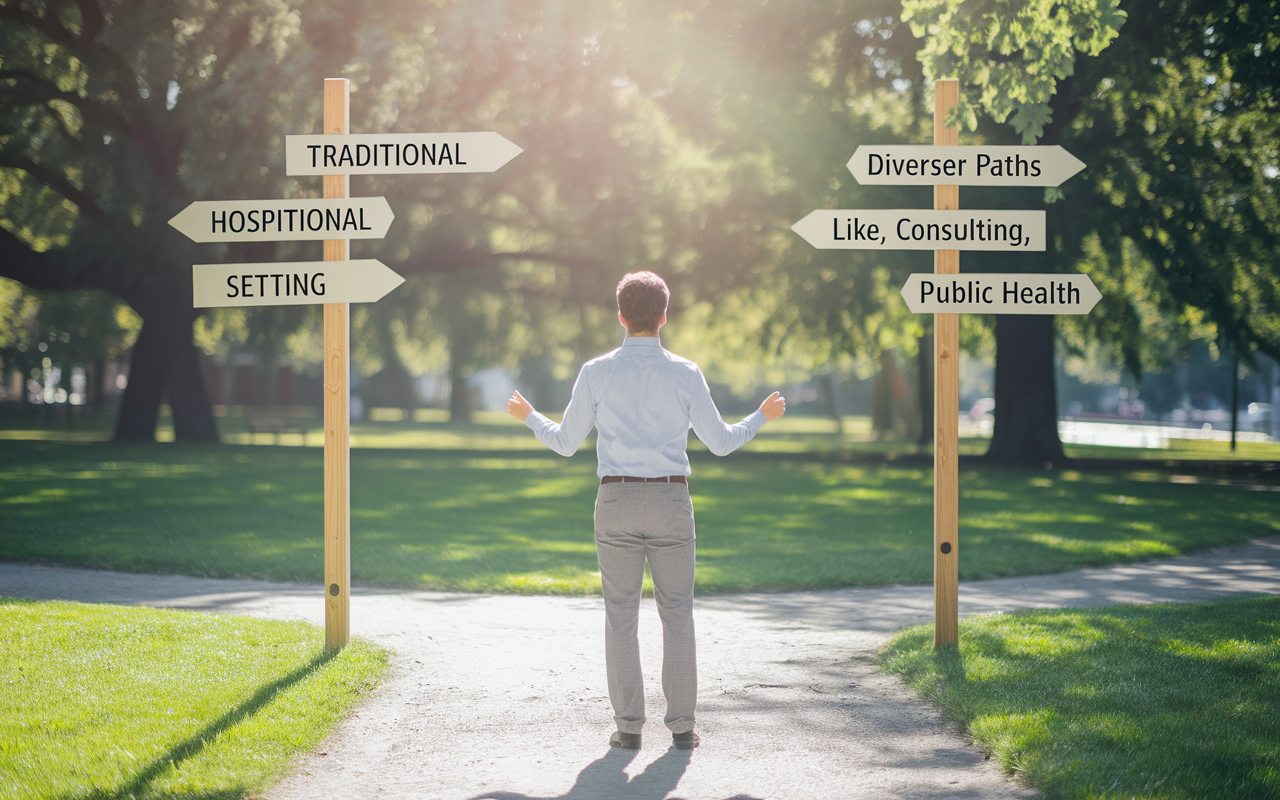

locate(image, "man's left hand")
(759, 391), (786, 421)
(507, 389), (534, 422)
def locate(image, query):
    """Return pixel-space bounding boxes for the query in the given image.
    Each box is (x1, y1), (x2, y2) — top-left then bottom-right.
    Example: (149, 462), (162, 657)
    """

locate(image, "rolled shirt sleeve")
(525, 365), (597, 457)
(688, 367), (766, 457)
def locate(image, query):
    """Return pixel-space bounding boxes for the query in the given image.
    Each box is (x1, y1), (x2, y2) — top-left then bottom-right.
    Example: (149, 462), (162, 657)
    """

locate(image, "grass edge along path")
(0, 597), (389, 800)
(879, 596), (1280, 799)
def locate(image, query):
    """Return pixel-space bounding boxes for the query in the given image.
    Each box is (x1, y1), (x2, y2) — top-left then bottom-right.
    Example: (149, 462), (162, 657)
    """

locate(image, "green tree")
(0, 0), (365, 440)
(902, 0), (1279, 463)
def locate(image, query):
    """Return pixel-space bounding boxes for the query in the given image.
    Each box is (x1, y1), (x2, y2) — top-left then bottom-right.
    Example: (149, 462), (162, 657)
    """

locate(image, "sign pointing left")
(791, 209), (1046, 251)
(192, 259), (405, 308)
(170, 197), (394, 243)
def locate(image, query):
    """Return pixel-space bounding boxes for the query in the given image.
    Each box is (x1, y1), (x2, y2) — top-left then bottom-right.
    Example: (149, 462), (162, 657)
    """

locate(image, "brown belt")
(601, 475), (688, 485)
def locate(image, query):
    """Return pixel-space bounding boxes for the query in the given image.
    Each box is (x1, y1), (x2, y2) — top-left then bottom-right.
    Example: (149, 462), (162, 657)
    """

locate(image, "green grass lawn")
(879, 597), (1280, 799)
(8, 406), (1280, 461)
(1, 434), (1276, 594)
(0, 597), (388, 800)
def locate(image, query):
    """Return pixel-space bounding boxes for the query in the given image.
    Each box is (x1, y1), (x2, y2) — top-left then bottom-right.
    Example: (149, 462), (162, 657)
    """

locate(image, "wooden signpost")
(177, 78), (522, 649)
(792, 79), (1094, 648)
(321, 78), (353, 651)
(933, 79), (962, 648)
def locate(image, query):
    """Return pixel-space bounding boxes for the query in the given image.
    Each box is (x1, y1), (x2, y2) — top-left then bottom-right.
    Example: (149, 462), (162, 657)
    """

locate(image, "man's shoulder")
(657, 348), (701, 373)
(583, 344), (702, 379)
(583, 347), (624, 369)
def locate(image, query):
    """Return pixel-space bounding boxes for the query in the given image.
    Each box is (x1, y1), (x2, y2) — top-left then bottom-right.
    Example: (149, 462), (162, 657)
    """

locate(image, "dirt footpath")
(3, 536), (1277, 800)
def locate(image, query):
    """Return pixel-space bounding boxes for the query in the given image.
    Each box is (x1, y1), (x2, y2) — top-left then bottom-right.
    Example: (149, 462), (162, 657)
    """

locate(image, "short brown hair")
(616, 271), (669, 334)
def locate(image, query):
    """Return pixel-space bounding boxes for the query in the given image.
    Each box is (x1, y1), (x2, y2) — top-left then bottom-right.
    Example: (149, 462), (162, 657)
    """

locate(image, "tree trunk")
(986, 314), (1065, 465)
(90, 358), (106, 412)
(820, 372), (842, 432)
(114, 303), (218, 442)
(872, 350), (907, 438)
(168, 345), (219, 441)
(448, 355), (473, 423)
(1271, 361), (1280, 442)
(521, 354), (556, 411)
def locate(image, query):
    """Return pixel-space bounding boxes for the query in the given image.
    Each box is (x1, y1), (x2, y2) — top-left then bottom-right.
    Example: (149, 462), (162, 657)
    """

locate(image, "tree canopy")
(893, 0), (1279, 462)
(2, 0), (1276, 454)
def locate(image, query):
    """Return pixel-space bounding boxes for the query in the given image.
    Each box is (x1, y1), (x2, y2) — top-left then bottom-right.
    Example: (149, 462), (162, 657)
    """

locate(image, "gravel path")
(3, 536), (1278, 800)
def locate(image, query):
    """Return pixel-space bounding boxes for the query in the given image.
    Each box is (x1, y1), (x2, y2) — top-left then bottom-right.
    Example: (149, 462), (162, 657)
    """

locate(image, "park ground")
(2, 410), (1279, 798)
(3, 410), (1279, 594)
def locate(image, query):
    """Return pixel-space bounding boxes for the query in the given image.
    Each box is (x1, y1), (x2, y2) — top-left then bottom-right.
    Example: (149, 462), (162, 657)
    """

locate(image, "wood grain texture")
(933, 79), (960, 648)
(933, 311), (959, 648)
(933, 79), (960, 215)
(323, 78), (350, 649)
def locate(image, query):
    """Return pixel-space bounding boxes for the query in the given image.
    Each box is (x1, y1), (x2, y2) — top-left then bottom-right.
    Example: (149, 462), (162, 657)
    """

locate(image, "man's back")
(587, 340), (701, 478)
(525, 337), (765, 477)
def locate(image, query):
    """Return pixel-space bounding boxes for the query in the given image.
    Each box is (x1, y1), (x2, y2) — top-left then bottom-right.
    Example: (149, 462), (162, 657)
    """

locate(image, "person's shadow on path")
(468, 746), (759, 800)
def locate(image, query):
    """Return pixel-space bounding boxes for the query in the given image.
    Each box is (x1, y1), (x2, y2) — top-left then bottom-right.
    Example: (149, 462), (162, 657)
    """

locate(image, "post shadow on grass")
(63, 647), (339, 800)
(932, 643), (968, 684)
(466, 747), (755, 800)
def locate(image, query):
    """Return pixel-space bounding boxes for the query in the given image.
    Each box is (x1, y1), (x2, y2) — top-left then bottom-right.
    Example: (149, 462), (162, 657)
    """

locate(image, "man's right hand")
(759, 391), (786, 422)
(507, 389), (534, 422)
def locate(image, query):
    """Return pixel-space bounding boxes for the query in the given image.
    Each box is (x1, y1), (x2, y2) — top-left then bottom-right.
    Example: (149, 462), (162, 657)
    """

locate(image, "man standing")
(506, 271), (786, 751)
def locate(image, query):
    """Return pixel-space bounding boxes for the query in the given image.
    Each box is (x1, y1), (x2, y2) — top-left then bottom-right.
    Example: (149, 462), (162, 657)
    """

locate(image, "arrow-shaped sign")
(192, 259), (405, 308)
(285, 132), (523, 176)
(900, 273), (1101, 315)
(847, 146), (1085, 187)
(169, 197), (394, 243)
(792, 209), (1045, 251)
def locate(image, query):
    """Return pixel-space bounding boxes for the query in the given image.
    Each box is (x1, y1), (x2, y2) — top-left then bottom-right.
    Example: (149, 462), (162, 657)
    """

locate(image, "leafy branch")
(901, 0), (1127, 143)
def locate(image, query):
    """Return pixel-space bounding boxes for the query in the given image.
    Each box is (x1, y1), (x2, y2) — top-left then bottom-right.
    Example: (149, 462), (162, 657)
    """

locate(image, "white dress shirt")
(525, 337), (766, 478)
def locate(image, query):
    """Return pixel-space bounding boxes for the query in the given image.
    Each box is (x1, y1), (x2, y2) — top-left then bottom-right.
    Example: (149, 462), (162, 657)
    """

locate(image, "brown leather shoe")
(609, 731), (641, 750)
(672, 730), (700, 750)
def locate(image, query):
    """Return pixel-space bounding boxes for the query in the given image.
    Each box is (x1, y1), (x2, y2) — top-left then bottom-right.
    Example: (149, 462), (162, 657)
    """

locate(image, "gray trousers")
(593, 481), (697, 735)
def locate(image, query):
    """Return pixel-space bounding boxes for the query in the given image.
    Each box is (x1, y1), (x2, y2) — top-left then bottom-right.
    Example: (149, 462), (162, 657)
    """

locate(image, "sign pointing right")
(848, 145), (1085, 187)
(285, 132), (523, 176)
(193, 259), (405, 308)
(900, 273), (1102, 315)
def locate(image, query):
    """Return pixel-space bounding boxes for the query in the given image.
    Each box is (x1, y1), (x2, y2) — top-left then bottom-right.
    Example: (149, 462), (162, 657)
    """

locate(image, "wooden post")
(933, 79), (960, 648)
(323, 78), (351, 649)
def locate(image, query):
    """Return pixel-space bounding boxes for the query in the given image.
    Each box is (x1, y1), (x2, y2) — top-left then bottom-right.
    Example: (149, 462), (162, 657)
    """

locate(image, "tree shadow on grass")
(890, 603), (1280, 798)
(62, 647), (339, 800)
